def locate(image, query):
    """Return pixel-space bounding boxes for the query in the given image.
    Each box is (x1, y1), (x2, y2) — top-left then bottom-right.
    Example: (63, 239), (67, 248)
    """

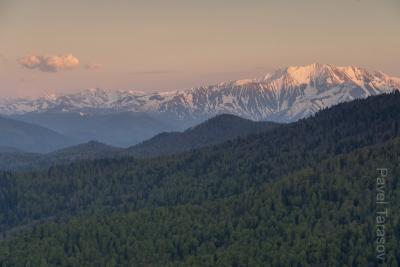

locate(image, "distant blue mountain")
(0, 116), (74, 153)
(0, 114), (279, 170)
(1, 64), (399, 148)
(9, 112), (190, 148)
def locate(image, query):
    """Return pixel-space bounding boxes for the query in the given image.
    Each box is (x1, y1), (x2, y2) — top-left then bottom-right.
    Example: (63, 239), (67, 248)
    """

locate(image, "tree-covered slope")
(0, 114), (279, 171)
(0, 93), (399, 231)
(0, 93), (399, 266)
(0, 141), (123, 171)
(128, 114), (280, 157)
(1, 138), (399, 266)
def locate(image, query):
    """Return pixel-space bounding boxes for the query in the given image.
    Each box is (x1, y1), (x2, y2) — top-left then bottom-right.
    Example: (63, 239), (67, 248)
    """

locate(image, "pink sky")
(0, 0), (399, 97)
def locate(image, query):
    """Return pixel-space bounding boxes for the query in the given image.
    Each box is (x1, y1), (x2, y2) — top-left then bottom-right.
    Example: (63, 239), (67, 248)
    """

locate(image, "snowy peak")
(1, 64), (399, 122)
(285, 63), (332, 84)
(261, 64), (400, 95)
(267, 64), (371, 85)
(234, 79), (257, 86)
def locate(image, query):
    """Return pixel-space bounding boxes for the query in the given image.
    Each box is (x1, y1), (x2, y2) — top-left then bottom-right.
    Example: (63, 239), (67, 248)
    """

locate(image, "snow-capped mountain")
(1, 64), (399, 122)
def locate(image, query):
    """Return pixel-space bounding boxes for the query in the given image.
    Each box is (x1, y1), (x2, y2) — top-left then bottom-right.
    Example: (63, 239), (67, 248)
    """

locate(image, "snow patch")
(235, 79), (254, 86)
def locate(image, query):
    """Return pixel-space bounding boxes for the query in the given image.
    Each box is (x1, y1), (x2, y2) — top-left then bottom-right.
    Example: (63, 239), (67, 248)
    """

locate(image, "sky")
(0, 0), (399, 97)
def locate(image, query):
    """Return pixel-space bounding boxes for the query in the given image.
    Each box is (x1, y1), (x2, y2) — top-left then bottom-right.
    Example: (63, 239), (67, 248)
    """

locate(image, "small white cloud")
(84, 63), (102, 70)
(18, 54), (80, 72)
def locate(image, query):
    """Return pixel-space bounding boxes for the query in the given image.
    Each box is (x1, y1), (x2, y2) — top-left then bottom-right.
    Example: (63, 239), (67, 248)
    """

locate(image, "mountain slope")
(0, 114), (279, 170)
(1, 64), (399, 123)
(0, 141), (123, 171)
(0, 116), (74, 153)
(46, 141), (124, 163)
(9, 112), (183, 147)
(0, 93), (399, 266)
(128, 114), (280, 157)
(0, 92), (399, 232)
(0, 146), (25, 153)
(1, 139), (398, 266)
(2, 64), (397, 148)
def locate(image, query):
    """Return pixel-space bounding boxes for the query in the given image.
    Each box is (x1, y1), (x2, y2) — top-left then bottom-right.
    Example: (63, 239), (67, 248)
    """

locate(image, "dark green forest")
(127, 114), (280, 158)
(0, 114), (279, 171)
(0, 93), (399, 266)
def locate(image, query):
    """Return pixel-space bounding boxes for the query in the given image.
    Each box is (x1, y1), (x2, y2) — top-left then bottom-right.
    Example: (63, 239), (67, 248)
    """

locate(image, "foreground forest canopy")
(0, 93), (399, 266)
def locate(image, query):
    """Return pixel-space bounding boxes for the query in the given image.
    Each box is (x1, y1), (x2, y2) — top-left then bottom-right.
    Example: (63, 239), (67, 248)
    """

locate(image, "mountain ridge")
(0, 114), (279, 170)
(127, 114), (280, 157)
(1, 64), (399, 122)
(0, 93), (399, 266)
(0, 116), (75, 153)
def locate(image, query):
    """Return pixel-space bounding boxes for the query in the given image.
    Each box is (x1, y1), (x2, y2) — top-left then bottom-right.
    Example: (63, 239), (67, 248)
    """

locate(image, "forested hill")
(0, 114), (279, 171)
(0, 141), (123, 171)
(2, 137), (399, 266)
(0, 92), (399, 266)
(127, 114), (280, 157)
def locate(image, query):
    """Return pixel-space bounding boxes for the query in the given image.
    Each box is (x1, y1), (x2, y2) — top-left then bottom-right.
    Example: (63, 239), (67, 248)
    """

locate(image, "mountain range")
(0, 92), (399, 266)
(2, 63), (399, 121)
(1, 63), (399, 149)
(0, 114), (279, 170)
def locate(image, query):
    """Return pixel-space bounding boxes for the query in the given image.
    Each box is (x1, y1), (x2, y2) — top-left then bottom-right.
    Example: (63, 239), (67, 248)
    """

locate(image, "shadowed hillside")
(0, 93), (399, 266)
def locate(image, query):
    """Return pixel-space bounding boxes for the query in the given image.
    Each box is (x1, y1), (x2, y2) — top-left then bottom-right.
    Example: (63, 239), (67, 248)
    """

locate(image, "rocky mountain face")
(1, 64), (399, 122)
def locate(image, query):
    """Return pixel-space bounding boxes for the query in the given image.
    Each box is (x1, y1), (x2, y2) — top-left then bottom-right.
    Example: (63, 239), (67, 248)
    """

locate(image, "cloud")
(18, 54), (80, 72)
(84, 63), (102, 70)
